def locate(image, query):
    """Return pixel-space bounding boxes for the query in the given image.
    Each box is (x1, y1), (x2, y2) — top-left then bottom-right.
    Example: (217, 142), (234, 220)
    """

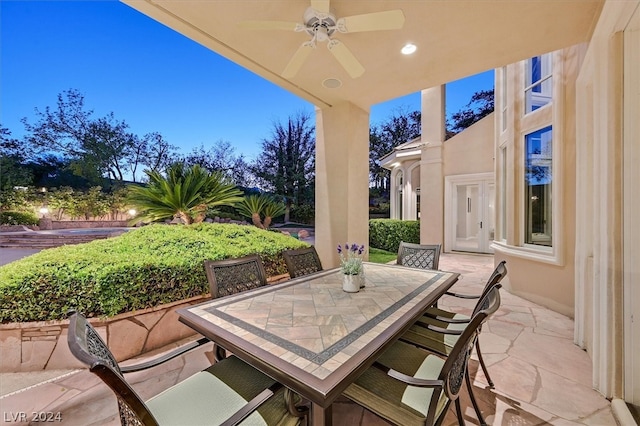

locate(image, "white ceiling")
(122, 0), (604, 111)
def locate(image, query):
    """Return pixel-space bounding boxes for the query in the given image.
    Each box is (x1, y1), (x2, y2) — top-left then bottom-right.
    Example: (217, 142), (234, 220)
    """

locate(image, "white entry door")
(445, 174), (495, 254)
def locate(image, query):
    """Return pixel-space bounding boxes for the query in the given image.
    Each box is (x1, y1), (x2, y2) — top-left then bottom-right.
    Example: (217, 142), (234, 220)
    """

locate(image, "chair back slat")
(204, 254), (268, 298)
(473, 260), (508, 316)
(283, 247), (323, 278)
(397, 242), (441, 270)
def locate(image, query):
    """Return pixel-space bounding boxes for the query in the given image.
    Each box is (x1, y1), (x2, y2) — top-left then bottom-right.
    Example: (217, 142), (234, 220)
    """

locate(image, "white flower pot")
(343, 273), (364, 293)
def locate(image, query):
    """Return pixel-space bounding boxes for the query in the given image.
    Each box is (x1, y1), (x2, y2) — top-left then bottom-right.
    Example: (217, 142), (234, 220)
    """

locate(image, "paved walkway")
(0, 253), (616, 425)
(0, 249), (41, 266)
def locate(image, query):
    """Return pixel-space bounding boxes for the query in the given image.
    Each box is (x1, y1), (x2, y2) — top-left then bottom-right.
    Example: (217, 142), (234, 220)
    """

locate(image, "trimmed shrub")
(0, 211), (39, 226)
(290, 204), (315, 224)
(369, 219), (420, 253)
(0, 223), (308, 323)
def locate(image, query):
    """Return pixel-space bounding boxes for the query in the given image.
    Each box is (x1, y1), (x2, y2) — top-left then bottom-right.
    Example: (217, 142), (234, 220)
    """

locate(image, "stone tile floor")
(0, 253), (616, 425)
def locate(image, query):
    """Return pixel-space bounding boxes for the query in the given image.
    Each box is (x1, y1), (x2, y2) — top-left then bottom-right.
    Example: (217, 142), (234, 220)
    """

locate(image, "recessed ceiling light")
(322, 78), (342, 89)
(401, 43), (417, 55)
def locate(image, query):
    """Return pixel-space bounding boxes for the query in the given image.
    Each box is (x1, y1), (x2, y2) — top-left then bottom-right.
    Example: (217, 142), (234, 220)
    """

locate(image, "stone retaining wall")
(39, 220), (130, 230)
(0, 295), (208, 373)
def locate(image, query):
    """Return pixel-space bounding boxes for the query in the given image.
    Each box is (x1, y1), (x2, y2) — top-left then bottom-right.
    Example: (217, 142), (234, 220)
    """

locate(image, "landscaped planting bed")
(0, 223), (308, 324)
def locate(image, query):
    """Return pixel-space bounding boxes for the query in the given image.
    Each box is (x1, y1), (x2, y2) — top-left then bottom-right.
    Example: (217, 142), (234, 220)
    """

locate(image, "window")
(525, 126), (552, 246)
(396, 171), (403, 220)
(500, 146), (507, 240)
(501, 66), (508, 132)
(525, 54), (553, 113)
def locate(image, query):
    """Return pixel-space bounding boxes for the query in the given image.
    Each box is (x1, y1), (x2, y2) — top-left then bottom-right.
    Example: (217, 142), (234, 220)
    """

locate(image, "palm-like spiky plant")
(236, 193), (286, 229)
(127, 163), (243, 224)
(262, 197), (286, 229)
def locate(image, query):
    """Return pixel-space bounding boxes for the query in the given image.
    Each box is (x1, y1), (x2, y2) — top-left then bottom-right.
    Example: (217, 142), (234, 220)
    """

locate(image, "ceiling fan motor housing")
(303, 7), (336, 41)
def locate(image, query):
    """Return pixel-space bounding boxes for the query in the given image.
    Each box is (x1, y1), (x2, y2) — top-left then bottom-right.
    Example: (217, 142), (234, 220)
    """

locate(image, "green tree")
(75, 186), (110, 220)
(47, 187), (79, 220)
(252, 112), (315, 222)
(20, 89), (173, 184)
(127, 163), (243, 224)
(79, 115), (137, 182)
(128, 132), (178, 183)
(0, 126), (33, 190)
(447, 89), (494, 136)
(369, 109), (421, 192)
(182, 140), (253, 187)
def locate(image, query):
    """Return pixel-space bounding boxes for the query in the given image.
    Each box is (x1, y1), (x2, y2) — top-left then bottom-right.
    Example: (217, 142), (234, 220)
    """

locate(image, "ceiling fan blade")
(238, 20), (299, 31)
(337, 10), (405, 33)
(282, 42), (314, 79)
(327, 39), (364, 79)
(310, 0), (330, 14)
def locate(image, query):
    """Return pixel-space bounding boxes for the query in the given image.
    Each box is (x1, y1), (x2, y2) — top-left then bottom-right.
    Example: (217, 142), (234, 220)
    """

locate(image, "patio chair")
(400, 262), (507, 426)
(282, 247), (323, 278)
(66, 311), (301, 426)
(410, 261), (507, 388)
(204, 254), (268, 298)
(343, 302), (494, 426)
(397, 242), (442, 270)
(203, 254), (269, 360)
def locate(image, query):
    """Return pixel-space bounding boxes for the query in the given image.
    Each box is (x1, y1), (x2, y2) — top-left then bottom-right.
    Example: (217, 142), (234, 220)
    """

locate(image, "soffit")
(122, 0), (604, 110)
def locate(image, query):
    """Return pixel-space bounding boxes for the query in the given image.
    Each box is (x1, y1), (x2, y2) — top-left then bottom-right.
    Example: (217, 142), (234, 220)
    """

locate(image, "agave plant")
(236, 193), (286, 229)
(127, 163), (243, 224)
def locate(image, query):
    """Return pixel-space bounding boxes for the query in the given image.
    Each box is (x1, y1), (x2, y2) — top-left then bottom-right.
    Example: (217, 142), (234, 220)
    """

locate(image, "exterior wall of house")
(443, 112), (495, 176)
(385, 99), (495, 243)
(573, 0), (640, 402)
(492, 44), (585, 318)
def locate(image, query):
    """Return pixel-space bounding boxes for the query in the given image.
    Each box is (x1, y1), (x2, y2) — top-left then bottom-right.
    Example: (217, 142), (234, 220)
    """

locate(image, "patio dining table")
(177, 262), (459, 426)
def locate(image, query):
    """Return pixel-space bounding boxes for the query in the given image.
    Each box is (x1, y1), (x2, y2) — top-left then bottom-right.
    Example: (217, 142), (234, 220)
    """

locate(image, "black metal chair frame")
(203, 254), (269, 362)
(397, 242), (442, 270)
(405, 263), (507, 426)
(66, 311), (295, 426)
(203, 254), (268, 298)
(282, 247), (323, 278)
(423, 261), (507, 389)
(345, 301), (495, 426)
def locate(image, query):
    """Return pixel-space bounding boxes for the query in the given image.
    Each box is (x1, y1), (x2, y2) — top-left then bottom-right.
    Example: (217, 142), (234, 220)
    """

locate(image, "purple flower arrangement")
(337, 243), (366, 275)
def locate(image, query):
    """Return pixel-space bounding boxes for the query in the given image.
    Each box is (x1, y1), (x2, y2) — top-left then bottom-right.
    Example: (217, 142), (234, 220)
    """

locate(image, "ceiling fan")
(239, 0), (405, 79)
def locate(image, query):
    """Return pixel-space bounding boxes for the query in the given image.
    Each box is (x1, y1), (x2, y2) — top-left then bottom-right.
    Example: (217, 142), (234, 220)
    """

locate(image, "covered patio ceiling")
(122, 0), (604, 110)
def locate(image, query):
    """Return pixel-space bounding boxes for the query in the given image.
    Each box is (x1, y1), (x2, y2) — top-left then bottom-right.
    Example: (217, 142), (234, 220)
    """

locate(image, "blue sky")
(1, 0), (494, 161)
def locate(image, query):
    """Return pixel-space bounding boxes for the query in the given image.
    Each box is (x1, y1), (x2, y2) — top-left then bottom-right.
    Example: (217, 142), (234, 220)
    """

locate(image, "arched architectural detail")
(390, 168), (404, 219)
(406, 161), (421, 220)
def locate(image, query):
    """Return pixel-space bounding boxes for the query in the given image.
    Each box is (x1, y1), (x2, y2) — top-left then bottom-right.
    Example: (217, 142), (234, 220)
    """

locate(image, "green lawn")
(368, 247), (397, 264)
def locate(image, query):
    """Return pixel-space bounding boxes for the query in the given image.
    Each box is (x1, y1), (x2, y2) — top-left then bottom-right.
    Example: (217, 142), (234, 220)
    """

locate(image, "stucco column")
(419, 86), (445, 245)
(315, 102), (370, 268)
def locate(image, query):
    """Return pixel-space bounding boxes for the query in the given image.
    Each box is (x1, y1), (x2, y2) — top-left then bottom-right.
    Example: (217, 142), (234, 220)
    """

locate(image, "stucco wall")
(493, 44), (585, 318)
(443, 112), (495, 176)
(573, 0), (640, 401)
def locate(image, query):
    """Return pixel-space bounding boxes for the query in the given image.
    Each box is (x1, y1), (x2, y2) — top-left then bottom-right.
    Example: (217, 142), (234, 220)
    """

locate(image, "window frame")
(492, 50), (564, 266)
(523, 126), (553, 248)
(524, 53), (553, 114)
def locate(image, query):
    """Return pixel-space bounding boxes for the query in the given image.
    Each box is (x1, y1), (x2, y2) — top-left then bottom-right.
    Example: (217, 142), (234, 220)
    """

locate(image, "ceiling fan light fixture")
(401, 43), (417, 55)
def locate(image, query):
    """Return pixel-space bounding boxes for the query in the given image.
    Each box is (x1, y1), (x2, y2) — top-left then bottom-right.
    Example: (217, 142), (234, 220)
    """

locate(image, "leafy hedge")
(0, 223), (308, 323)
(369, 219), (420, 253)
(0, 211), (39, 226)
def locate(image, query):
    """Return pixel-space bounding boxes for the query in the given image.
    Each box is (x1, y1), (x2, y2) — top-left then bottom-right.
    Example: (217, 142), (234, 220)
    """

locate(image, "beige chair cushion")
(403, 312), (468, 355)
(344, 341), (449, 426)
(147, 355), (298, 426)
